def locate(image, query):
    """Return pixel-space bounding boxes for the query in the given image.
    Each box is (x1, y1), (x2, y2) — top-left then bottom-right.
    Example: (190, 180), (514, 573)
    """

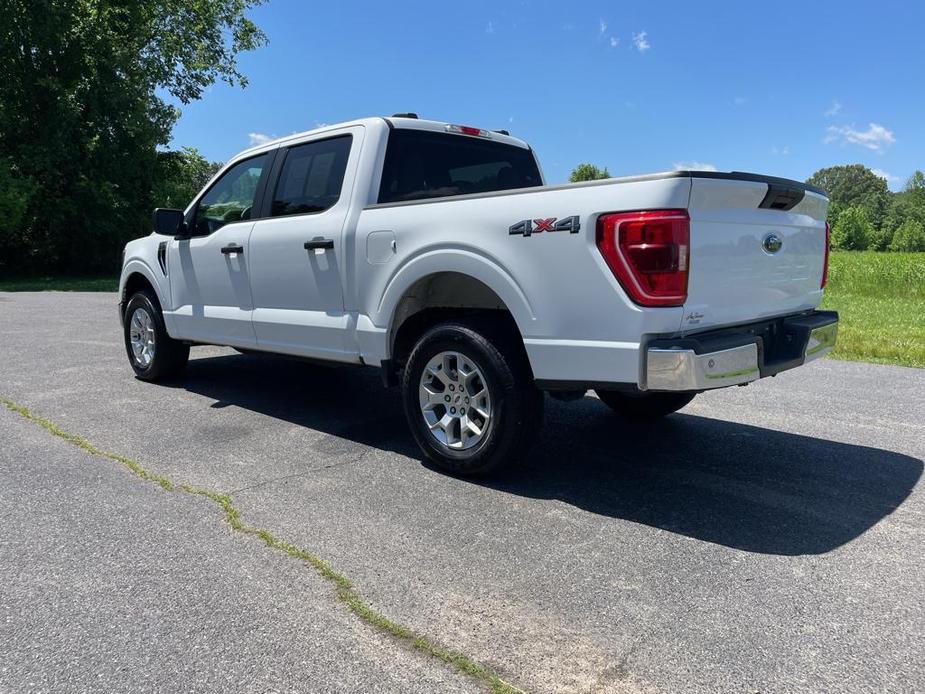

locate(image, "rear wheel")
(123, 290), (189, 381)
(401, 320), (542, 476)
(595, 389), (695, 419)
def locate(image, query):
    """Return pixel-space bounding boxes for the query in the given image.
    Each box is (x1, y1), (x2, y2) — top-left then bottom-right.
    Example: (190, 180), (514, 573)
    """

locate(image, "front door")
(248, 131), (359, 361)
(165, 152), (271, 347)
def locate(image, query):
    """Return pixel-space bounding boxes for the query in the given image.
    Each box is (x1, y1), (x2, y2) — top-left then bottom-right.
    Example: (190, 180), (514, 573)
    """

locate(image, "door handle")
(304, 239), (334, 251)
(221, 244), (244, 255)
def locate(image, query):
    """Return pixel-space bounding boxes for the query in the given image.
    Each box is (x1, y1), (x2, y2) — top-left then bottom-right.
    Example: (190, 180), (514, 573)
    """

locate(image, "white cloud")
(733, 96), (746, 106)
(632, 31), (650, 52)
(824, 122), (895, 153)
(610, 36), (620, 47)
(599, 19), (607, 36)
(508, 116), (514, 124)
(673, 161), (717, 172)
(486, 20), (495, 34)
(871, 168), (900, 184)
(248, 132), (273, 146)
(824, 100), (842, 117)
(771, 145), (790, 156)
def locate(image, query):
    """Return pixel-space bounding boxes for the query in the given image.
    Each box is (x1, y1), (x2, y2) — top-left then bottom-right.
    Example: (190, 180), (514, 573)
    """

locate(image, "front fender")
(119, 253), (175, 334)
(119, 258), (164, 303)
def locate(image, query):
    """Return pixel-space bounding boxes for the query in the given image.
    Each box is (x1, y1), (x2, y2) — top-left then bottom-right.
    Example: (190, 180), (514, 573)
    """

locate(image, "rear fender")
(376, 249), (536, 355)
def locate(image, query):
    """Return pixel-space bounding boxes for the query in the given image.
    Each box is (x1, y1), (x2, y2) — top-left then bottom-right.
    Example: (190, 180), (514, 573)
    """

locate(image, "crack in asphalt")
(227, 453), (367, 495)
(1, 396), (525, 694)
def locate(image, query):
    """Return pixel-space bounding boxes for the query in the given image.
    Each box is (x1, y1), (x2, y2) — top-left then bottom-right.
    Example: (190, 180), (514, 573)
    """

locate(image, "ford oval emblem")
(762, 233), (783, 254)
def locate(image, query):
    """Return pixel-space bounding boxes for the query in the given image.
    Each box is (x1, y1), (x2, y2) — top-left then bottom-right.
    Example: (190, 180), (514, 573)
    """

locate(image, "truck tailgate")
(682, 175), (828, 332)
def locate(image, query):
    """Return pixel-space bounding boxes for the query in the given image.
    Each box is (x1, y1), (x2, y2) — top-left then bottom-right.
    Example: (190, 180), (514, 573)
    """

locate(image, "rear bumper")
(645, 310), (838, 392)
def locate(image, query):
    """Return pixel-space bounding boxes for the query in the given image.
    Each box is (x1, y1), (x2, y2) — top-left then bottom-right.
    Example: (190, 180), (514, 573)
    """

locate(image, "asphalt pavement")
(1, 292), (922, 693)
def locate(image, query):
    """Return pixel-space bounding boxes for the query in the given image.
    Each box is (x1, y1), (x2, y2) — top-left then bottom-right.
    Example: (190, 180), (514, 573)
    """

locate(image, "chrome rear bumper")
(647, 343), (761, 391)
(803, 320), (838, 363)
(645, 311), (838, 392)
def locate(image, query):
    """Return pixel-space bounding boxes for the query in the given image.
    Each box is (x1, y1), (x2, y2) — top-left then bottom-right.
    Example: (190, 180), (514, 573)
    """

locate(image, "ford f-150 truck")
(119, 114), (838, 475)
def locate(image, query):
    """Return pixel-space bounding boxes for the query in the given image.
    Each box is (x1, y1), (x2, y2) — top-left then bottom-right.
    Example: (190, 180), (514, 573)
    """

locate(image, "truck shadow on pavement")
(176, 353), (922, 557)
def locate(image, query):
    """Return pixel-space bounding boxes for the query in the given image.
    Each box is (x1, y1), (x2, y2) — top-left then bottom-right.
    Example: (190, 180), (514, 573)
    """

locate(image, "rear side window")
(378, 130), (541, 204)
(271, 135), (352, 217)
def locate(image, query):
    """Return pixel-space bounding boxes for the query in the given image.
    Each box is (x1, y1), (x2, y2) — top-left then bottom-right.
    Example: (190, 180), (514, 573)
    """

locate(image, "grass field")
(821, 251), (925, 368)
(0, 276), (118, 292)
(1, 251), (923, 368)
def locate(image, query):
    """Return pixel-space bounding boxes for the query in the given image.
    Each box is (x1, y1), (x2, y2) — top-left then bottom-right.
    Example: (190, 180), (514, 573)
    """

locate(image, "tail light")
(596, 209), (690, 307)
(821, 221), (830, 289)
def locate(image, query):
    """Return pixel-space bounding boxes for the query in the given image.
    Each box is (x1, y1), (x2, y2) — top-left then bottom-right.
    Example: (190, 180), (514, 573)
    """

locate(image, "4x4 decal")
(509, 216), (580, 237)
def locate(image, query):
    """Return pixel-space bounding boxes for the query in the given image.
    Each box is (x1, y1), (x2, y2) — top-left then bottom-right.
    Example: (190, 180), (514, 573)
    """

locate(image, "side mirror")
(152, 208), (187, 237)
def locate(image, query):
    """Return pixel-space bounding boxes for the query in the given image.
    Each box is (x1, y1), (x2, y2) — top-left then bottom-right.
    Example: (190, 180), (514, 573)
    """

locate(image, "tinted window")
(271, 136), (352, 217)
(193, 154), (268, 235)
(378, 130), (541, 204)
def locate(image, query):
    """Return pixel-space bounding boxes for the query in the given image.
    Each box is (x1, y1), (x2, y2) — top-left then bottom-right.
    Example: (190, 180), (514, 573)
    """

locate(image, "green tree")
(153, 148), (223, 210)
(880, 192), (925, 251)
(906, 170), (925, 198)
(807, 164), (890, 229)
(888, 219), (925, 252)
(0, 0), (266, 276)
(904, 170), (925, 217)
(569, 163), (611, 182)
(831, 206), (873, 251)
(0, 158), (35, 233)
(867, 223), (893, 252)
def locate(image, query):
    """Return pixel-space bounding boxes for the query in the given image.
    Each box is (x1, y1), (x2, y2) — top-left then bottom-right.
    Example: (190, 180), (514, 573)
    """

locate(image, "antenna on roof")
(493, 129), (510, 136)
(392, 112), (418, 119)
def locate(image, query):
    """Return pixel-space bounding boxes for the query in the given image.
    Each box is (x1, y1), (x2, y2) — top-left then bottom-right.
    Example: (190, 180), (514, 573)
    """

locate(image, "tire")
(401, 319), (543, 476)
(595, 389), (695, 419)
(123, 289), (189, 381)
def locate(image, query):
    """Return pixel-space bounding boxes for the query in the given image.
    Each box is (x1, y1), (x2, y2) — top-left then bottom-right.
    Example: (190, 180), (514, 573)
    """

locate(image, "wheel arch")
(386, 267), (534, 374)
(378, 248), (534, 344)
(120, 260), (163, 307)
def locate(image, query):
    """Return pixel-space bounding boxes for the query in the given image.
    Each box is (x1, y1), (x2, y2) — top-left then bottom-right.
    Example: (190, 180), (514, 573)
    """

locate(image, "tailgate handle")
(759, 184), (804, 211)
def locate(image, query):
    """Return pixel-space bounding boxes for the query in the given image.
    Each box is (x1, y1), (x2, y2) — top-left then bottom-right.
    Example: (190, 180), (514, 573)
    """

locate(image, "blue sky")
(170, 0), (925, 190)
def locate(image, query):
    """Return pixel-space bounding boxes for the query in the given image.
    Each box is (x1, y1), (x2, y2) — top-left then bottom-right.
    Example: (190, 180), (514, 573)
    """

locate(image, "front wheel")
(123, 290), (189, 381)
(595, 389), (695, 419)
(401, 320), (543, 476)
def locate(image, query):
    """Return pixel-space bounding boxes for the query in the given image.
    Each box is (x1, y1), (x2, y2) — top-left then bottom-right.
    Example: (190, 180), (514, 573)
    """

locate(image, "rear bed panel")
(683, 178), (828, 333)
(357, 175), (692, 384)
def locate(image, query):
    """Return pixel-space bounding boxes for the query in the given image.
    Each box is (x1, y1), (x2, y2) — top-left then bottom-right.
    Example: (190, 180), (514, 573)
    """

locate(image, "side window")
(193, 153), (269, 235)
(378, 130), (542, 204)
(271, 135), (352, 217)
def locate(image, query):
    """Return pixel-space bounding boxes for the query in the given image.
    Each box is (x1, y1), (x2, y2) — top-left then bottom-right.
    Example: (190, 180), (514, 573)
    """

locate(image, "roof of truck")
(237, 115), (530, 158)
(384, 116), (530, 149)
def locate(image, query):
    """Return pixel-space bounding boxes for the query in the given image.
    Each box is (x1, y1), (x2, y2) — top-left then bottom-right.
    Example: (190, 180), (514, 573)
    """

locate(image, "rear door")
(247, 129), (361, 360)
(166, 152), (272, 347)
(682, 175), (829, 332)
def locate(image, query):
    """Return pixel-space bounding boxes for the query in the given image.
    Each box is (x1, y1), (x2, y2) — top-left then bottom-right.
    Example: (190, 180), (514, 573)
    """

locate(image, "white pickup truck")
(119, 114), (838, 475)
